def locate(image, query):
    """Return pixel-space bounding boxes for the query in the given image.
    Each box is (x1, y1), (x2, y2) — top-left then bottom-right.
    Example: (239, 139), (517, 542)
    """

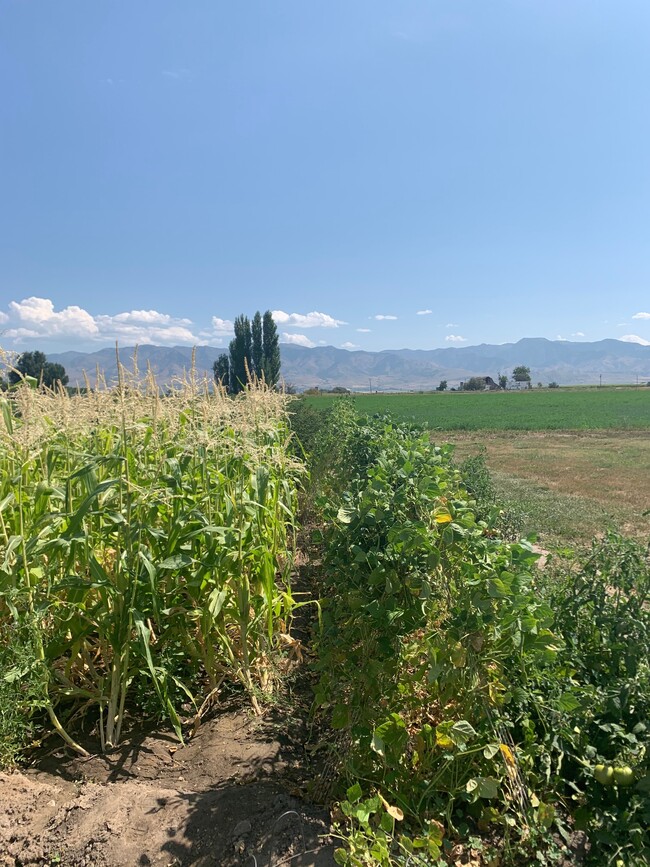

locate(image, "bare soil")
(0, 701), (335, 867)
(1, 537), (337, 867)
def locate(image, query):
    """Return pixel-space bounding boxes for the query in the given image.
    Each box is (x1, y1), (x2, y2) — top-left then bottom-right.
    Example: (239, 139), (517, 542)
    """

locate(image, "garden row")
(0, 371), (302, 762)
(304, 399), (649, 865)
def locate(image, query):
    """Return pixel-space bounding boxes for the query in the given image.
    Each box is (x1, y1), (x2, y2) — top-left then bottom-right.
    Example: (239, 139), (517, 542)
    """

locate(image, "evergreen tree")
(262, 310), (281, 387)
(213, 353), (231, 392)
(251, 311), (264, 378)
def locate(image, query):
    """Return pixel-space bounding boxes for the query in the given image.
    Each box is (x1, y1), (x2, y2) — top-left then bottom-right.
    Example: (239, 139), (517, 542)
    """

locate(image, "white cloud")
(0, 312), (8, 324)
(632, 312), (650, 320)
(3, 296), (202, 346)
(209, 316), (235, 337)
(571, 331), (585, 338)
(417, 309), (432, 316)
(341, 342), (359, 350)
(620, 334), (650, 346)
(4, 327), (40, 340)
(446, 323), (458, 328)
(281, 332), (316, 348)
(556, 335), (568, 341)
(373, 314), (398, 321)
(111, 309), (192, 326)
(272, 310), (346, 328)
(356, 328), (371, 333)
(9, 297), (100, 338)
(445, 334), (467, 343)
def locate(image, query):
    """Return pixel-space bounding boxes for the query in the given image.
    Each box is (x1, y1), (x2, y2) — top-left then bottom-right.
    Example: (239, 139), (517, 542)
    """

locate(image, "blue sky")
(1, 0), (649, 353)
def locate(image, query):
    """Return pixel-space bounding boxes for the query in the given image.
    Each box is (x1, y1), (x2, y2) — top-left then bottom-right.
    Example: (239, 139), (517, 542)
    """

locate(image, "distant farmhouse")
(459, 376), (502, 391)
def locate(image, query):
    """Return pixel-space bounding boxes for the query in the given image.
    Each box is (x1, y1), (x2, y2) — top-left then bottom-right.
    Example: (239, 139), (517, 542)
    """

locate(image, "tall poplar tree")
(229, 315), (252, 394)
(262, 310), (281, 387)
(215, 311), (281, 394)
(251, 311), (264, 378)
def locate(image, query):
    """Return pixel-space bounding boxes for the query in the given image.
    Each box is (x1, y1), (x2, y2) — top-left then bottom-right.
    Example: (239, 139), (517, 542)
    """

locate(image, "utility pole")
(368, 377), (372, 394)
(599, 374), (602, 388)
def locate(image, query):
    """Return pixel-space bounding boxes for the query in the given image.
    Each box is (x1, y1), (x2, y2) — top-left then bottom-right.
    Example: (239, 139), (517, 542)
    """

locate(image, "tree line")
(213, 311), (280, 394)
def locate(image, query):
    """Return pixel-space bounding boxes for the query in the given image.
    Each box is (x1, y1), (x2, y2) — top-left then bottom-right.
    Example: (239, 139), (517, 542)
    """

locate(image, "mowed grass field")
(303, 388), (650, 547)
(305, 386), (650, 430)
(451, 431), (650, 547)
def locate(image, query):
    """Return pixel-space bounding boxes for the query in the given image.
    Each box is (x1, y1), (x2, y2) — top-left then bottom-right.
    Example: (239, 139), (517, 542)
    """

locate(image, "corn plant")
(0, 353), (304, 756)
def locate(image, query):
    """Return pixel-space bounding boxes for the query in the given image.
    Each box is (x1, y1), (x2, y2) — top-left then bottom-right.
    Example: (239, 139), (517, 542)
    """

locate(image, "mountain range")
(45, 338), (650, 391)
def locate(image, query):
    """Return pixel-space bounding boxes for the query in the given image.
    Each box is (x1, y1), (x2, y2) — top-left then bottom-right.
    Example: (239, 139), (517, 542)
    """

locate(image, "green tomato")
(594, 764), (615, 786)
(450, 642), (467, 668)
(613, 766), (635, 787)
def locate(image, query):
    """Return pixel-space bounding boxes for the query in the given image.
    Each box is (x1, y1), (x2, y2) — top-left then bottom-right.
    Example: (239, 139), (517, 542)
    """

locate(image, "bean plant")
(309, 406), (649, 866)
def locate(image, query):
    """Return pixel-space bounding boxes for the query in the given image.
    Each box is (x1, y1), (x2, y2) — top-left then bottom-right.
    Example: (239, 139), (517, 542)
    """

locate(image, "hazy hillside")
(43, 338), (650, 390)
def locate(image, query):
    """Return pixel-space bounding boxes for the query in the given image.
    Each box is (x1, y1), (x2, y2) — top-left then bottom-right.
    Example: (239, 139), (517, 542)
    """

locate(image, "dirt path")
(0, 703), (335, 867)
(1, 534), (337, 867)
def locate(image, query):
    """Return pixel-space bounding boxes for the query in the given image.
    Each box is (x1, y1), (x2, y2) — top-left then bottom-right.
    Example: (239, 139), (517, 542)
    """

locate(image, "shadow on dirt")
(157, 779), (335, 866)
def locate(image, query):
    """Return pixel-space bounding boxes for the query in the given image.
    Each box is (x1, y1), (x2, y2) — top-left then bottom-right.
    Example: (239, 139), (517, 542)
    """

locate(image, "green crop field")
(304, 387), (650, 430)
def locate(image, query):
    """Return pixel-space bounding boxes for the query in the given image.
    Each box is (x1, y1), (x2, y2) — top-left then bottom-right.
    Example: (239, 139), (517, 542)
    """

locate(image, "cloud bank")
(1, 296), (234, 347)
(0, 299), (353, 351)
